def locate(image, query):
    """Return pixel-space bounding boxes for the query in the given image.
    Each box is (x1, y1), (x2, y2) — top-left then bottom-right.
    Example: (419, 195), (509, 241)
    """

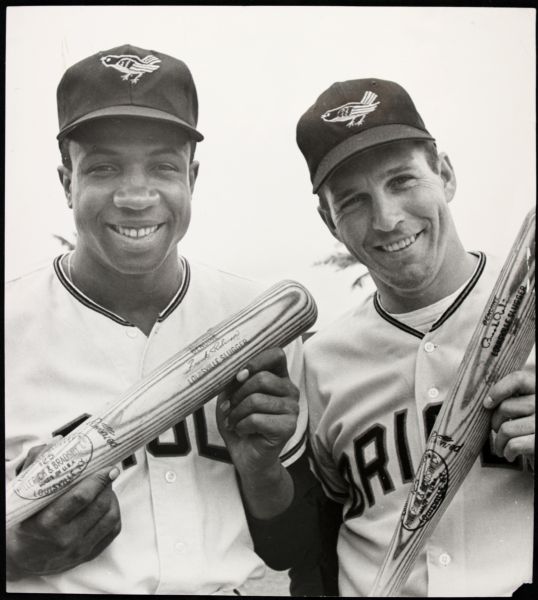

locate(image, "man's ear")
(189, 160), (199, 194)
(58, 166), (73, 209)
(438, 152), (457, 203)
(317, 203), (340, 241)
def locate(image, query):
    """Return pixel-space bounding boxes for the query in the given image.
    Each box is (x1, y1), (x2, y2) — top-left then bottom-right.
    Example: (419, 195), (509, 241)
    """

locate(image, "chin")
(108, 257), (164, 276)
(384, 265), (436, 294)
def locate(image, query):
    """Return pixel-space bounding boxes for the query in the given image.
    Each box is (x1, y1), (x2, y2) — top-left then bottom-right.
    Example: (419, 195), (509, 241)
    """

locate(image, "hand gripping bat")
(6, 280), (317, 529)
(369, 207), (536, 597)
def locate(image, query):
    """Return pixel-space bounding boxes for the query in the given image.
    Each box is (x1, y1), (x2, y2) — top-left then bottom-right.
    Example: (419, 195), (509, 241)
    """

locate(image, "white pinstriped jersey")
(303, 253), (534, 597)
(5, 254), (307, 594)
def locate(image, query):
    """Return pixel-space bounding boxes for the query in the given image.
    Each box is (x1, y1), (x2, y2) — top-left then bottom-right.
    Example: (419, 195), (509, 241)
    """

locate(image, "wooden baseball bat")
(369, 208), (536, 597)
(6, 280), (317, 529)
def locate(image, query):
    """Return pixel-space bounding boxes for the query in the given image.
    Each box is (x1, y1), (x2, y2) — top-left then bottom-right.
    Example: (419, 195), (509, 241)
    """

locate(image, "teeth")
(115, 225), (159, 239)
(381, 234), (417, 253)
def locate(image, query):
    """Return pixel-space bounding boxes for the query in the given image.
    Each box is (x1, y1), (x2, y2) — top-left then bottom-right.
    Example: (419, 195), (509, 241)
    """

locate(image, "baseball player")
(295, 78), (535, 596)
(5, 44), (321, 594)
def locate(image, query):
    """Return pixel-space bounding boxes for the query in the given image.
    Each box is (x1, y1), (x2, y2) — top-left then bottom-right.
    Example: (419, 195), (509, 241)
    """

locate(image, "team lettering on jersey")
(51, 402), (231, 473)
(339, 403), (524, 520)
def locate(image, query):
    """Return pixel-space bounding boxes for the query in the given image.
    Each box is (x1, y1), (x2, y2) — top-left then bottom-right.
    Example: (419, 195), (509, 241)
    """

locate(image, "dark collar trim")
(157, 256), (191, 322)
(429, 251), (486, 332)
(54, 255), (132, 326)
(373, 293), (425, 339)
(54, 254), (191, 327)
(372, 251), (486, 339)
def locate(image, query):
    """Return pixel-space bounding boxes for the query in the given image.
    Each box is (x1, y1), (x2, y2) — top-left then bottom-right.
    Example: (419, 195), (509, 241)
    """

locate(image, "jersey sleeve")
(277, 338), (308, 468)
(302, 355), (348, 504)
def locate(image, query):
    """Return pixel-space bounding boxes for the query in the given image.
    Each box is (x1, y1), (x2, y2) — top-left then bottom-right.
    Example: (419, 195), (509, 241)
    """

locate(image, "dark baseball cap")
(57, 44), (203, 142)
(296, 78), (434, 192)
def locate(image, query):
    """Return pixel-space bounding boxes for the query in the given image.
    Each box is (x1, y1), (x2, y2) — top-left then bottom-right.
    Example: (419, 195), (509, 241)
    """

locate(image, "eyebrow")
(329, 162), (416, 200)
(147, 146), (184, 156)
(383, 164), (414, 177)
(83, 145), (183, 157)
(331, 186), (359, 202)
(83, 147), (118, 157)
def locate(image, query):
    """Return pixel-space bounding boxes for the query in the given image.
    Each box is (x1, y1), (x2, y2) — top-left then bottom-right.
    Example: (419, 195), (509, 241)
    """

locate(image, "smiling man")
(5, 44), (319, 594)
(296, 79), (535, 596)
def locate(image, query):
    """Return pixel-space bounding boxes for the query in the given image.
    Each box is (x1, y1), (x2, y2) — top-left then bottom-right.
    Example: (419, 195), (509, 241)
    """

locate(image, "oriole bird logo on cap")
(321, 91), (380, 128)
(100, 53), (161, 84)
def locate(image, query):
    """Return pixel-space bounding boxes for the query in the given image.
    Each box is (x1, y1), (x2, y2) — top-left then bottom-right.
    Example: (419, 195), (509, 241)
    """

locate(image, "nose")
(113, 176), (160, 210)
(114, 187), (160, 210)
(371, 192), (404, 232)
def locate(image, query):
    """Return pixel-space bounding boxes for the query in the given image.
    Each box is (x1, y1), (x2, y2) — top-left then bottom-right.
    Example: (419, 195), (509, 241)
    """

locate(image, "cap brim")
(57, 105), (204, 141)
(312, 124), (434, 192)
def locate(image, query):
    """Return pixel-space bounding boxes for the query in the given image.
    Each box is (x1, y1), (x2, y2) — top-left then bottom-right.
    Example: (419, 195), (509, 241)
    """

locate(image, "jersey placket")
(426, 485), (466, 595)
(138, 314), (201, 592)
(148, 449), (203, 593)
(414, 328), (467, 595)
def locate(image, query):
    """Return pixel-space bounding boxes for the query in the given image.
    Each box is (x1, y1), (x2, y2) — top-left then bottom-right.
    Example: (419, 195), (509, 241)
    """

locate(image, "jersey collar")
(373, 251), (486, 339)
(54, 254), (191, 327)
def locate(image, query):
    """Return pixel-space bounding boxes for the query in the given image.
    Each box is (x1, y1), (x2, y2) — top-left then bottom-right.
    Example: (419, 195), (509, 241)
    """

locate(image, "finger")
(17, 436), (63, 474)
(78, 492), (122, 556)
(504, 435), (535, 463)
(84, 517), (122, 563)
(17, 445), (48, 475)
(216, 391), (237, 436)
(33, 497), (122, 576)
(36, 466), (120, 526)
(241, 347), (290, 380)
(56, 488), (121, 563)
(226, 348), (294, 410)
(216, 388), (232, 419)
(227, 393), (298, 429)
(228, 371), (298, 410)
(77, 485), (120, 537)
(493, 416), (535, 458)
(490, 395), (535, 431)
(484, 370), (535, 409)
(234, 412), (297, 441)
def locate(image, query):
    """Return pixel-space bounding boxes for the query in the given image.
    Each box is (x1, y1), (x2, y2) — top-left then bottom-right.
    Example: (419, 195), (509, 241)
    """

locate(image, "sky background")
(5, 6), (536, 328)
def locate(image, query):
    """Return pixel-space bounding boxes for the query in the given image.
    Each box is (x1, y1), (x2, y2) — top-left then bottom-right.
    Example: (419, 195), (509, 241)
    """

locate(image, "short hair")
(59, 137), (73, 170)
(58, 120), (197, 171)
(420, 140), (440, 173)
(318, 139), (440, 217)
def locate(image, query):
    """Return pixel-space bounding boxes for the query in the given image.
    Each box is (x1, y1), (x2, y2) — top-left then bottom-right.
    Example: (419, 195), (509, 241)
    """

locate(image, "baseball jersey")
(303, 252), (534, 597)
(5, 254), (308, 594)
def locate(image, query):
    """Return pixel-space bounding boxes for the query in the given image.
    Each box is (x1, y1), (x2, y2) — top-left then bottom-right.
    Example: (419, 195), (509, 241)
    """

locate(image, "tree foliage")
(314, 244), (370, 289)
(52, 233), (76, 251)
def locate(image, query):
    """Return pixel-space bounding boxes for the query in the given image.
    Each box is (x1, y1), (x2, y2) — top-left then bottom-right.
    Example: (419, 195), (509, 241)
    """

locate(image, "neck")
(375, 246), (478, 314)
(67, 250), (183, 335)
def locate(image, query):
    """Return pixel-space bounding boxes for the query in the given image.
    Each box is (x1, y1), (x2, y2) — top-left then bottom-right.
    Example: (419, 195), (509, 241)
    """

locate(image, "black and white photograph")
(5, 6), (535, 596)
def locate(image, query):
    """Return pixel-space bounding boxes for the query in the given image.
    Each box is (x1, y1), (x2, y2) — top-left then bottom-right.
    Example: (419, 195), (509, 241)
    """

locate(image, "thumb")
(50, 465), (121, 522)
(91, 466), (121, 487)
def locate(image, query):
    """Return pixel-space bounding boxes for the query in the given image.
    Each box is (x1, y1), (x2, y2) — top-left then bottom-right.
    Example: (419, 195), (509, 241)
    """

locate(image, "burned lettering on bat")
(400, 449), (448, 531)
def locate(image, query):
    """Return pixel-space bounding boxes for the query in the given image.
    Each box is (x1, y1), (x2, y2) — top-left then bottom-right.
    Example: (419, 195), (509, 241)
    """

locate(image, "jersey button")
(424, 342), (436, 353)
(126, 328), (138, 338)
(174, 542), (186, 554)
(428, 387), (439, 399)
(165, 470), (177, 483)
(439, 552), (451, 566)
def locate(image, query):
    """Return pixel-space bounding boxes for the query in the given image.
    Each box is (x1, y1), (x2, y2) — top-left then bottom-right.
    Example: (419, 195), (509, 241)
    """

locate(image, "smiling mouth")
(379, 232), (421, 253)
(110, 224), (162, 239)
